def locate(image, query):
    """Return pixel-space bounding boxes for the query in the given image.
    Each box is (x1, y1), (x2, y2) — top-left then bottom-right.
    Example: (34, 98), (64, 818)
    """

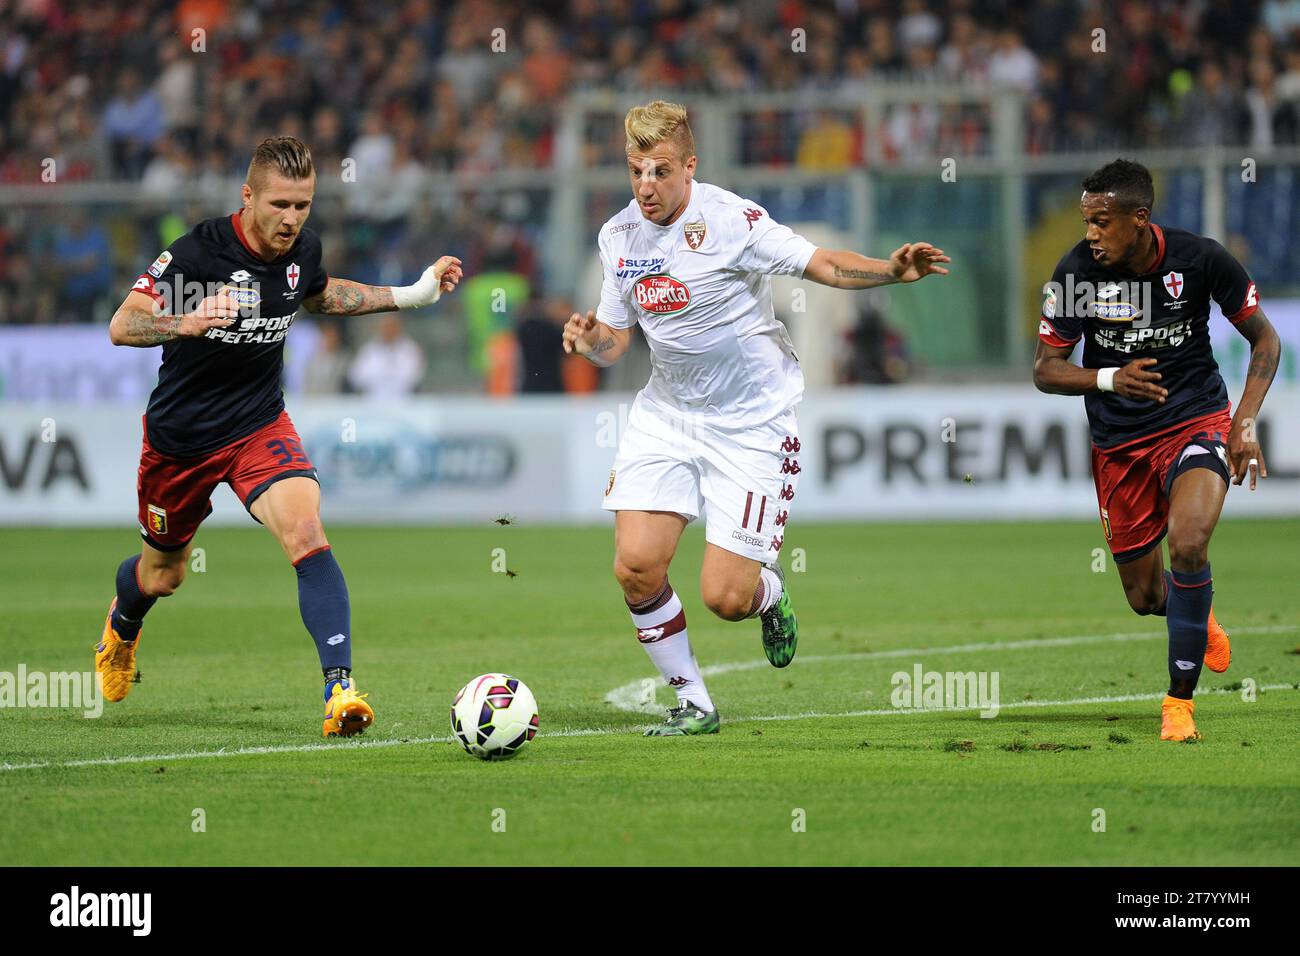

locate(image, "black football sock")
(293, 546), (352, 687)
(1166, 563), (1212, 699)
(1151, 570), (1172, 617)
(111, 555), (158, 642)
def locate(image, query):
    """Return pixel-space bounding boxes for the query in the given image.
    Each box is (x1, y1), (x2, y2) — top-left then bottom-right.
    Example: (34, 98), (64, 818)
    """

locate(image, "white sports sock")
(630, 587), (714, 712)
(754, 566), (783, 616)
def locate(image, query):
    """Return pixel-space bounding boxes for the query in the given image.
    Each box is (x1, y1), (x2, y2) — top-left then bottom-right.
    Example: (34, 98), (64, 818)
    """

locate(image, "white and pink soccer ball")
(450, 673), (539, 760)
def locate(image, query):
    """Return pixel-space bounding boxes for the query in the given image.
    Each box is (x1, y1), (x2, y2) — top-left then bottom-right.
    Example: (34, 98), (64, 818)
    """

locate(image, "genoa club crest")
(1162, 271), (1183, 298)
(684, 220), (706, 250)
(286, 262), (300, 290)
(147, 504), (168, 536)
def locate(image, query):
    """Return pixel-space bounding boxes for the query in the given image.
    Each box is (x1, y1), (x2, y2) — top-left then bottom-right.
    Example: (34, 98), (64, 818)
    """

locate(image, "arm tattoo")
(1246, 334), (1280, 383)
(306, 278), (397, 315)
(118, 306), (182, 346)
(1237, 314), (1281, 385)
(590, 336), (616, 354)
(833, 265), (895, 284)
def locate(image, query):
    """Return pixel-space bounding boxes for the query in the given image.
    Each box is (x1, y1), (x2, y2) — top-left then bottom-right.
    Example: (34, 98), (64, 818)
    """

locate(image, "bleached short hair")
(246, 136), (315, 190)
(625, 100), (695, 162)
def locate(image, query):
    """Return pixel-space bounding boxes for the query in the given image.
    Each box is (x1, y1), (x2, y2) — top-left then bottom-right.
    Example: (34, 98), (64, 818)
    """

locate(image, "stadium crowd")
(2, 0), (1299, 389)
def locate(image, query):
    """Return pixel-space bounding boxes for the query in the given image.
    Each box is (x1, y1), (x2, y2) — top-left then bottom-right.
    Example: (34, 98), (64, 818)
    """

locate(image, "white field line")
(2, 683), (1296, 775)
(606, 625), (1300, 713)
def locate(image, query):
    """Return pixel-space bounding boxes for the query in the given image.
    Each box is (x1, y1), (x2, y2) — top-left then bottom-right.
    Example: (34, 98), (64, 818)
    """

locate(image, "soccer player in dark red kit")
(96, 136), (463, 736)
(1034, 159), (1281, 741)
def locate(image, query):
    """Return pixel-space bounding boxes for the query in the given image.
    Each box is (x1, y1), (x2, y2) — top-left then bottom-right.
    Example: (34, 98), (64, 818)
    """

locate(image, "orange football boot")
(1203, 609), (1231, 673)
(322, 678), (374, 737)
(94, 598), (140, 702)
(1160, 694), (1201, 741)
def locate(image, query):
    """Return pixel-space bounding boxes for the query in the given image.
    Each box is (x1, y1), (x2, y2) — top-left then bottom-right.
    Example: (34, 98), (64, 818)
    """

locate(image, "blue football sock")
(1167, 563), (1212, 699)
(111, 555), (157, 642)
(293, 546), (352, 681)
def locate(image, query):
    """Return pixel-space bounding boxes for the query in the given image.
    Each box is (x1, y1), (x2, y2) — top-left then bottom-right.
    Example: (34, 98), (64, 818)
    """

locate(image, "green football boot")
(643, 700), (720, 737)
(759, 561), (798, 667)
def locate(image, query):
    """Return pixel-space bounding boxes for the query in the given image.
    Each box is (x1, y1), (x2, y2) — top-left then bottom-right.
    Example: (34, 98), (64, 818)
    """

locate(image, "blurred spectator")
(1246, 59), (1299, 145)
(155, 45), (199, 150)
(348, 314), (425, 396)
(838, 303), (912, 385)
(52, 211), (112, 323)
(1262, 0), (1300, 41)
(797, 112), (855, 170)
(1279, 47), (1300, 102)
(987, 29), (1038, 93)
(1180, 61), (1249, 146)
(515, 295), (568, 393)
(303, 321), (351, 394)
(939, 13), (988, 84)
(141, 135), (196, 199)
(897, 0), (942, 53)
(101, 69), (165, 179)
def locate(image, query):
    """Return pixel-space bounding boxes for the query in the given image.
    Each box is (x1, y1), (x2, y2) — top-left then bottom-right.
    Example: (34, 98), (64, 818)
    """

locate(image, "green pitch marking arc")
(604, 625), (1300, 713)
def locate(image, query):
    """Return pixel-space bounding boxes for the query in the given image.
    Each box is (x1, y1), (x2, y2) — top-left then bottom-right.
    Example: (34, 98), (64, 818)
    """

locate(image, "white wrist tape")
(1096, 367), (1117, 392)
(390, 264), (443, 309)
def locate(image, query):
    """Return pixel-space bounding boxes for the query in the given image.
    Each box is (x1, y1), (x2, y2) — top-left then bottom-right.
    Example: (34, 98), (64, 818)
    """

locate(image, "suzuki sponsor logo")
(616, 256), (665, 279)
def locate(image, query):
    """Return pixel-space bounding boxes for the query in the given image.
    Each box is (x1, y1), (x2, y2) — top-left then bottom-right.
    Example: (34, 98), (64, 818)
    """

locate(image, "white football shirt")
(595, 181), (817, 428)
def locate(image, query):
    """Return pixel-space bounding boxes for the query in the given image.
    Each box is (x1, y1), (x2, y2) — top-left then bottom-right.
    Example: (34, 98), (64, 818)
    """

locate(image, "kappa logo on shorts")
(605, 469), (616, 497)
(147, 504), (168, 536)
(1100, 507), (1112, 541)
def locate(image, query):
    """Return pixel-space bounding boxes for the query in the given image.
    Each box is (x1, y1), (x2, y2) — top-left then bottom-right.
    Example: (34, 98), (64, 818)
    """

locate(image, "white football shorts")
(601, 395), (802, 563)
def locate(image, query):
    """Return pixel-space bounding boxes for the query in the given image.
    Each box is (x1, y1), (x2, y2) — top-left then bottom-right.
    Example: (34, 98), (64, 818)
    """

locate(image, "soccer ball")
(450, 673), (539, 761)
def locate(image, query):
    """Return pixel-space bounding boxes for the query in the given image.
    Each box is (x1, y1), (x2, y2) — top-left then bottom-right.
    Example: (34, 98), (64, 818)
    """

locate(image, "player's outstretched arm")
(562, 309), (631, 367)
(304, 256), (463, 315)
(1227, 308), (1281, 489)
(109, 289), (239, 347)
(803, 242), (950, 290)
(1032, 339), (1169, 403)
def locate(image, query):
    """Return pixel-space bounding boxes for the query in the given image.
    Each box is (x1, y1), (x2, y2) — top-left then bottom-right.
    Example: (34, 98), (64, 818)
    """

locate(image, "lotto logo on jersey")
(633, 275), (691, 314)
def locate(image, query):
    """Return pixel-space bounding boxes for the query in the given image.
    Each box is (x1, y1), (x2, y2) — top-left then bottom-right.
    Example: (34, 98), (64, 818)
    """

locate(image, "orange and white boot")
(322, 678), (374, 738)
(94, 598), (140, 703)
(1160, 694), (1201, 741)
(1203, 609), (1231, 673)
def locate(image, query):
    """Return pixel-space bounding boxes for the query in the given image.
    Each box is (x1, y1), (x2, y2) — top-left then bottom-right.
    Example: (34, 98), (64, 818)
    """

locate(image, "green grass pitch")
(1, 519), (1297, 866)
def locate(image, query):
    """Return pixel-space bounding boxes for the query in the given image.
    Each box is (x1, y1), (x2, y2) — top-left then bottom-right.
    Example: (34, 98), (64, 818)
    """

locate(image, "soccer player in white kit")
(564, 101), (950, 735)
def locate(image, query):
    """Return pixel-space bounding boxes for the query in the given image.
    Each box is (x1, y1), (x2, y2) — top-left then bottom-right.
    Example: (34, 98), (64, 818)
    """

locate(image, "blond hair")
(246, 136), (315, 189)
(624, 100), (695, 161)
